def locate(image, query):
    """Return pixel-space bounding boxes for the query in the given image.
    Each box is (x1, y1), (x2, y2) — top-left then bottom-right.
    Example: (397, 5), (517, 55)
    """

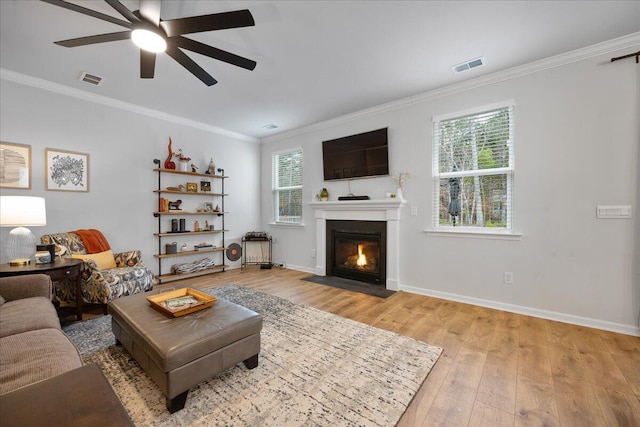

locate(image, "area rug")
(63, 284), (442, 426)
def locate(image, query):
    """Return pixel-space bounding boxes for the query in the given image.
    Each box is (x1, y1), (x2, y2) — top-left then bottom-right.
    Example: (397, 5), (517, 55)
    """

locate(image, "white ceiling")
(1, 1), (639, 139)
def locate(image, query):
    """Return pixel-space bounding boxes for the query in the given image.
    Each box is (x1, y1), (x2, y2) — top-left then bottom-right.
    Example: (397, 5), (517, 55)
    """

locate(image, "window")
(432, 102), (514, 231)
(272, 148), (303, 224)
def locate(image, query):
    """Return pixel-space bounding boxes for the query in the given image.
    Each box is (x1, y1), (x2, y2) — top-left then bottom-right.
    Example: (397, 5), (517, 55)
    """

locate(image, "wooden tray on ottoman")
(147, 287), (217, 317)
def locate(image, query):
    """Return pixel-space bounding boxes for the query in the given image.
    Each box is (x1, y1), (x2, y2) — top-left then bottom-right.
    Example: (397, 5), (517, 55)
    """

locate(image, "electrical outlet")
(311, 249), (316, 258)
(410, 206), (418, 216)
(503, 272), (514, 284)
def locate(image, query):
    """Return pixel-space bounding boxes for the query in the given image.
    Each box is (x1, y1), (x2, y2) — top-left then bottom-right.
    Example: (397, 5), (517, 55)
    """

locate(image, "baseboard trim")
(286, 264), (318, 275)
(399, 284), (640, 337)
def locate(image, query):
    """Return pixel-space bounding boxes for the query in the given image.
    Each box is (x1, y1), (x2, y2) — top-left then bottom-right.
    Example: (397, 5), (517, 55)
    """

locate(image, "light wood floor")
(89, 267), (640, 426)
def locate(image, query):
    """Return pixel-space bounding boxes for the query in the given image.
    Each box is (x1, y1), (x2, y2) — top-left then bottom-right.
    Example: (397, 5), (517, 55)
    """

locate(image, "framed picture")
(186, 182), (198, 193)
(204, 202), (214, 212)
(0, 142), (31, 189)
(200, 180), (211, 192)
(45, 148), (89, 192)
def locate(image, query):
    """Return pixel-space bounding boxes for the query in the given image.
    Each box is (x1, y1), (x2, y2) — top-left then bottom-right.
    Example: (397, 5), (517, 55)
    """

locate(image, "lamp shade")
(0, 196), (47, 226)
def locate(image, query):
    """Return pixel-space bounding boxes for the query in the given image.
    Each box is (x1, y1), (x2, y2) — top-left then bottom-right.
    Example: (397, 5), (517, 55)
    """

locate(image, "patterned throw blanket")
(72, 229), (111, 254)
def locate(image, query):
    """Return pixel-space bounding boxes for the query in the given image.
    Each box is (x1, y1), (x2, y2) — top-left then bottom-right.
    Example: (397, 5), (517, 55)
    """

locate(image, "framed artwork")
(204, 202), (214, 212)
(186, 182), (198, 193)
(200, 180), (211, 192)
(0, 142), (31, 189)
(45, 148), (89, 192)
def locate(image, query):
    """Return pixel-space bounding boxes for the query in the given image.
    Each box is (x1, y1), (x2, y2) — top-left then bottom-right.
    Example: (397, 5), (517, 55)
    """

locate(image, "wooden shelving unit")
(153, 159), (227, 284)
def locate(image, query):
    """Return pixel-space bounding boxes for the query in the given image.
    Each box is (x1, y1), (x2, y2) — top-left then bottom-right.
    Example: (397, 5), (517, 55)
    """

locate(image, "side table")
(0, 258), (84, 320)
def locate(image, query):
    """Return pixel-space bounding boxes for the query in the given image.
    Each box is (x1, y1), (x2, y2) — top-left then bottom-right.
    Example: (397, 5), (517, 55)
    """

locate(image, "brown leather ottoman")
(108, 288), (262, 413)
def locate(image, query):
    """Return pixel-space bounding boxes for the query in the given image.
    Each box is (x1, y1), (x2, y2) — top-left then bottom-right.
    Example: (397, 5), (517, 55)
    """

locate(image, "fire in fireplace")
(326, 220), (386, 285)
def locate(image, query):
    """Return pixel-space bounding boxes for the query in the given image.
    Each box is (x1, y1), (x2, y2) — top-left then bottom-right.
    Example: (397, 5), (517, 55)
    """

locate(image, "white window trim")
(432, 100), (515, 123)
(432, 100), (519, 237)
(269, 221), (306, 228)
(425, 228), (522, 240)
(272, 147), (303, 225)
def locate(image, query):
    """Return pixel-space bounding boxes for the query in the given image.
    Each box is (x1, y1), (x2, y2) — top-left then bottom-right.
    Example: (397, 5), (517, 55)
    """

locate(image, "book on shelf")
(158, 198), (170, 213)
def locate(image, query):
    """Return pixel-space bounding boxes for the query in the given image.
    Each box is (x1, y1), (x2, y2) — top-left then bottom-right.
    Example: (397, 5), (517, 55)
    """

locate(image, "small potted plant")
(174, 149), (191, 171)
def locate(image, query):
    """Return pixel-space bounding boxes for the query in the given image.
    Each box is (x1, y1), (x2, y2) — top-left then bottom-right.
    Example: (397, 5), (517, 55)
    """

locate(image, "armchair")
(40, 231), (154, 314)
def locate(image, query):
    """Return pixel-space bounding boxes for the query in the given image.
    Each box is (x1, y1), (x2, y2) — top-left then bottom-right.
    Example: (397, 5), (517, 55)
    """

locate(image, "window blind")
(272, 148), (303, 224)
(433, 104), (514, 229)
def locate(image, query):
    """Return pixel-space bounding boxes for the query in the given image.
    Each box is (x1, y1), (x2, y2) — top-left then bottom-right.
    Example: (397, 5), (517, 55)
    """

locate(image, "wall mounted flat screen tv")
(322, 127), (389, 181)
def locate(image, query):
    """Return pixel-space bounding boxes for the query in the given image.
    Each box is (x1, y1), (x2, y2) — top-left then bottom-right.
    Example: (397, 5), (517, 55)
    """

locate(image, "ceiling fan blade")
(165, 45), (217, 86)
(139, 0), (161, 26)
(104, 0), (139, 23)
(54, 31), (131, 48)
(140, 50), (156, 78)
(160, 10), (255, 38)
(40, 0), (131, 29)
(175, 36), (256, 71)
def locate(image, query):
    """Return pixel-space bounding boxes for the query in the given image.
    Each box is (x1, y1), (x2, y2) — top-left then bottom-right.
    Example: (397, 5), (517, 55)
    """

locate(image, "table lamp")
(0, 196), (47, 266)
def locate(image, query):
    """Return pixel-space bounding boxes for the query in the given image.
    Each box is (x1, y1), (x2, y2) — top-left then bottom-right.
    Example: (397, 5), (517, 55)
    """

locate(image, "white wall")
(0, 79), (262, 272)
(260, 44), (640, 335)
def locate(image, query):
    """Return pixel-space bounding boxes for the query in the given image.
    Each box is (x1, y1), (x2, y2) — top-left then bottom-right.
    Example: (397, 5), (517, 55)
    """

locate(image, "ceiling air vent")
(79, 72), (103, 86)
(452, 57), (485, 74)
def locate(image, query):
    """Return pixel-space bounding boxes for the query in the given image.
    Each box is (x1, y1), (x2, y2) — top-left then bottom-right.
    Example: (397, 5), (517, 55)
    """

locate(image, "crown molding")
(0, 68), (259, 144)
(261, 32), (640, 144)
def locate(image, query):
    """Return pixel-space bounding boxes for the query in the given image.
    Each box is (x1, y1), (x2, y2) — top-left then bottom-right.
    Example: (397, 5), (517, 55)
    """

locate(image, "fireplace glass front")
(326, 220), (386, 285)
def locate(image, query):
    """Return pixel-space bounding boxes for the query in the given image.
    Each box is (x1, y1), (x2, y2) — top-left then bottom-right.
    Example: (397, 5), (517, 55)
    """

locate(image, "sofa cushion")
(0, 297), (61, 338)
(71, 249), (117, 270)
(0, 328), (83, 395)
(0, 294), (5, 306)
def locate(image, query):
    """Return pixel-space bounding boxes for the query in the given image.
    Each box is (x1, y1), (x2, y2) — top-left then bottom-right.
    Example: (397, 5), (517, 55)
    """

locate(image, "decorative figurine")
(164, 137), (176, 169)
(204, 220), (210, 231)
(181, 243), (187, 252)
(191, 164), (198, 173)
(206, 158), (216, 175)
(168, 200), (182, 210)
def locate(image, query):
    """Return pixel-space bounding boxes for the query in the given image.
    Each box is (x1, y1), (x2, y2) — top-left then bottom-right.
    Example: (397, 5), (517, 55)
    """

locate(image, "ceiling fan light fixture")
(131, 26), (167, 53)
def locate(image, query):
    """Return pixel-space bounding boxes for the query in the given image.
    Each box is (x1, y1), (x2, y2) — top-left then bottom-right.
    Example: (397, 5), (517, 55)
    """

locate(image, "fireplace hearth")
(326, 220), (386, 285)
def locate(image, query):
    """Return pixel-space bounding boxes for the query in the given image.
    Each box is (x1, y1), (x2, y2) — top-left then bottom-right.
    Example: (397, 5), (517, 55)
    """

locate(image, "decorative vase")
(396, 187), (404, 201)
(207, 158), (216, 175)
(178, 161), (189, 172)
(164, 137), (176, 170)
(320, 188), (329, 201)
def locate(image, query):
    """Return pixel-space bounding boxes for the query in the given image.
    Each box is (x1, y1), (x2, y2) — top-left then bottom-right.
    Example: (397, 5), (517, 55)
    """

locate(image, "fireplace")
(310, 199), (404, 290)
(326, 220), (386, 285)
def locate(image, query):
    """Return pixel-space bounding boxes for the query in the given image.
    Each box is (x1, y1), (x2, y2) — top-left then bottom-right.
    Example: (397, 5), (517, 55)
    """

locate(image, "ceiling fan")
(41, 0), (257, 86)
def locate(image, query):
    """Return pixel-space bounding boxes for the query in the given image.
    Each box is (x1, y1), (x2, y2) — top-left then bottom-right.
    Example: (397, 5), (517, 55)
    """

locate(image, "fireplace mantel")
(309, 199), (406, 290)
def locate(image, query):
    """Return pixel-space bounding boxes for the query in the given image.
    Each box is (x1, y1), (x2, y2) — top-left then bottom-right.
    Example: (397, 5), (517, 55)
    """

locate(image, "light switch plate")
(596, 205), (631, 219)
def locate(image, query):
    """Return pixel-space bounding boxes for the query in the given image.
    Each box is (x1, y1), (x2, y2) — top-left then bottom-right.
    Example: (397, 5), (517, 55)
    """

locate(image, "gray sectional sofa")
(0, 274), (83, 394)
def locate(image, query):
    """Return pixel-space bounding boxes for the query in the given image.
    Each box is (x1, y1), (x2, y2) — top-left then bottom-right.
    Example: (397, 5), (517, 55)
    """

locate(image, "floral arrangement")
(391, 171), (410, 191)
(173, 148), (191, 162)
